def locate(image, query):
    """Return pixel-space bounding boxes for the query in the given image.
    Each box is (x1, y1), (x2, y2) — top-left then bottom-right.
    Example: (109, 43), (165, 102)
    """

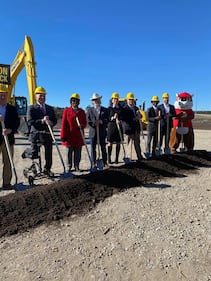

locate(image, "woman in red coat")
(60, 93), (87, 172)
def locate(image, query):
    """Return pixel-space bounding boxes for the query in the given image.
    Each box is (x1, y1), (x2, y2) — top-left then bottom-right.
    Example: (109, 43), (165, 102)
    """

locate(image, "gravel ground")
(0, 114), (210, 281)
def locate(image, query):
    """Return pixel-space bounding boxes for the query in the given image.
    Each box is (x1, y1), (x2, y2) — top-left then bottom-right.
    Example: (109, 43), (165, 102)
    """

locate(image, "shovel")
(96, 119), (104, 170)
(177, 123), (189, 152)
(137, 111), (150, 159)
(47, 124), (73, 178)
(165, 115), (171, 154)
(116, 119), (130, 164)
(76, 117), (97, 172)
(155, 111), (162, 156)
(1, 121), (24, 190)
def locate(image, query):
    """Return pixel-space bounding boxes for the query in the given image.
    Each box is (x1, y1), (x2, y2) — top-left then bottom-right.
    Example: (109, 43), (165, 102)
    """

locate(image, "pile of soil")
(0, 150), (210, 238)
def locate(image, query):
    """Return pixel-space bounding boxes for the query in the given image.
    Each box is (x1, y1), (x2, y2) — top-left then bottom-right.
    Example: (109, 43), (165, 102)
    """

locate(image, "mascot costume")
(169, 92), (194, 153)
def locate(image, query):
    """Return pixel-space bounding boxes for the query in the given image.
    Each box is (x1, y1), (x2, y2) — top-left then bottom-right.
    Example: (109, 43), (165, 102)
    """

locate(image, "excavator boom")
(7, 35), (37, 105)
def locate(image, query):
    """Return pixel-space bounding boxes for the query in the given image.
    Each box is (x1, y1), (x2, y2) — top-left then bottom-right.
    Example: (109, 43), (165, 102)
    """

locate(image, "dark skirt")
(107, 122), (122, 142)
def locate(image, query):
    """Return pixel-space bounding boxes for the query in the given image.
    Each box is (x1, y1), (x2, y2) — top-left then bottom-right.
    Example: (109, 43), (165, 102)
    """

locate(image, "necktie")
(40, 105), (45, 115)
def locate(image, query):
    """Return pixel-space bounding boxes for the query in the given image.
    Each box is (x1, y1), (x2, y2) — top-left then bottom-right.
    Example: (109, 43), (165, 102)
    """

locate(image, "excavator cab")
(10, 96), (27, 116)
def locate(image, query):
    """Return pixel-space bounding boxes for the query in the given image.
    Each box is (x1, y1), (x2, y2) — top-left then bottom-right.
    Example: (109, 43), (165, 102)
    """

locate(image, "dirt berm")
(0, 150), (210, 238)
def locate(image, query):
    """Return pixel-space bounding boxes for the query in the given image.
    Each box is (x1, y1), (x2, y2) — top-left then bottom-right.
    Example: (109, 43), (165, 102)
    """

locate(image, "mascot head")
(174, 92), (193, 110)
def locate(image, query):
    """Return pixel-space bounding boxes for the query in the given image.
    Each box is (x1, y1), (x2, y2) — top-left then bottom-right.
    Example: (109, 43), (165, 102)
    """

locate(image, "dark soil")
(0, 150), (210, 238)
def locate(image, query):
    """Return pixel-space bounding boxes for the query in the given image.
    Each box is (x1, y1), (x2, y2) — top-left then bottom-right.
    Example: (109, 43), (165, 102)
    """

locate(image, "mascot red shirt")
(169, 92), (195, 153)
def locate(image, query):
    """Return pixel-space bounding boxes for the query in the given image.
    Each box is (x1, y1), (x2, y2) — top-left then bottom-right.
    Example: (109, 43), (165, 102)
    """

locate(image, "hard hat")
(0, 84), (8, 93)
(151, 96), (159, 102)
(162, 92), (169, 98)
(111, 92), (119, 99)
(34, 86), (46, 95)
(126, 92), (135, 100)
(90, 93), (102, 100)
(71, 93), (80, 100)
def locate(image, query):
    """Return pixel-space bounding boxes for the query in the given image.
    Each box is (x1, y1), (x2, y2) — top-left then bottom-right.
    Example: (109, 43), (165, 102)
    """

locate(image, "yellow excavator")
(5, 35), (37, 134)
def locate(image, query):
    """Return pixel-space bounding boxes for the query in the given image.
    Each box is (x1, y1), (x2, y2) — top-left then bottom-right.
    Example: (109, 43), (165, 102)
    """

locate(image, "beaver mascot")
(169, 92), (195, 153)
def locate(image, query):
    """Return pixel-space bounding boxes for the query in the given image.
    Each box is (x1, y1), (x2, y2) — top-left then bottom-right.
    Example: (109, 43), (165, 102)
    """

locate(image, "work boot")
(108, 146), (112, 164)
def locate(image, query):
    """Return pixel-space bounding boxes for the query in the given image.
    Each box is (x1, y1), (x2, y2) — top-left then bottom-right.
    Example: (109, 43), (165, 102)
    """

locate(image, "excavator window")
(15, 97), (27, 116)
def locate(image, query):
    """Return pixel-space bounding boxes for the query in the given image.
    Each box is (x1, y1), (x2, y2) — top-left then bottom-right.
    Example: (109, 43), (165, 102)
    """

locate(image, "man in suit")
(122, 92), (142, 161)
(0, 84), (20, 189)
(146, 96), (161, 157)
(158, 92), (176, 153)
(27, 86), (57, 177)
(86, 93), (109, 167)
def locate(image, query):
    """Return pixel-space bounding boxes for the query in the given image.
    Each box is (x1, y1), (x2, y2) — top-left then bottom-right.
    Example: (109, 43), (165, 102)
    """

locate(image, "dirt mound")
(0, 150), (210, 238)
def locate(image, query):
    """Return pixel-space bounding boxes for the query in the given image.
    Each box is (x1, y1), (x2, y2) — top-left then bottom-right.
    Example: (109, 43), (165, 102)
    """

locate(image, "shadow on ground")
(0, 150), (210, 238)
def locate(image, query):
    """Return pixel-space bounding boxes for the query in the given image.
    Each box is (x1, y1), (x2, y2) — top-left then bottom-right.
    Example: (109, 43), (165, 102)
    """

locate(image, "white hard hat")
(90, 92), (102, 100)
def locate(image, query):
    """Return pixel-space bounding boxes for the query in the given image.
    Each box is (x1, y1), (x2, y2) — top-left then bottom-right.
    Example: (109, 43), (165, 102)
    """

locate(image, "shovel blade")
(96, 159), (104, 170)
(90, 166), (98, 172)
(60, 172), (74, 179)
(123, 157), (131, 164)
(14, 182), (30, 191)
(144, 152), (151, 159)
(155, 148), (162, 156)
(164, 148), (171, 155)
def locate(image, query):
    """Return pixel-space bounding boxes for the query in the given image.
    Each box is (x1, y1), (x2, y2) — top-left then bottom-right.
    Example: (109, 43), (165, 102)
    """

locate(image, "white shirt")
(0, 105), (6, 118)
(164, 104), (170, 114)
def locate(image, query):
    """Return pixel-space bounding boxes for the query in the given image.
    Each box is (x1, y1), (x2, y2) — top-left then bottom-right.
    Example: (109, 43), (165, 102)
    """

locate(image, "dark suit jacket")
(158, 104), (176, 129)
(86, 106), (109, 140)
(121, 105), (140, 135)
(0, 104), (20, 145)
(27, 103), (57, 143)
(146, 106), (160, 133)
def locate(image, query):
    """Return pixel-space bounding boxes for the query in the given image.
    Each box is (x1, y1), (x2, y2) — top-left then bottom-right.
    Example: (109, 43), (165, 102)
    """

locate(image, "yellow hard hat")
(71, 93), (80, 100)
(34, 86), (46, 95)
(126, 92), (135, 100)
(151, 95), (159, 102)
(111, 92), (119, 99)
(0, 84), (8, 93)
(162, 92), (169, 98)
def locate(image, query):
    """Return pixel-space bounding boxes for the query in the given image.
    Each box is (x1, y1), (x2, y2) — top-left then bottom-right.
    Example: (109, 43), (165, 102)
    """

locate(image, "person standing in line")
(0, 84), (20, 189)
(146, 95), (161, 157)
(122, 92), (142, 162)
(107, 92), (124, 164)
(158, 92), (176, 153)
(60, 93), (87, 172)
(86, 93), (109, 167)
(27, 86), (57, 177)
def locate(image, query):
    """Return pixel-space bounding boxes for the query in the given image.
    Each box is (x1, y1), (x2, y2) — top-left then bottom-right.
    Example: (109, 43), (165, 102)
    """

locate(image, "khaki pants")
(0, 142), (13, 186)
(125, 131), (142, 160)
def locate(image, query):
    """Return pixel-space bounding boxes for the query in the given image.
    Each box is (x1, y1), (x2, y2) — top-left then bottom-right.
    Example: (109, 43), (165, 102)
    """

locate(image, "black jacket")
(122, 104), (140, 135)
(27, 103), (57, 143)
(0, 104), (20, 145)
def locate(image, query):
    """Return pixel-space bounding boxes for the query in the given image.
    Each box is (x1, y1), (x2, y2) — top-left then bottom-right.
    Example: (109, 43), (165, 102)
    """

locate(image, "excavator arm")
(7, 35), (37, 105)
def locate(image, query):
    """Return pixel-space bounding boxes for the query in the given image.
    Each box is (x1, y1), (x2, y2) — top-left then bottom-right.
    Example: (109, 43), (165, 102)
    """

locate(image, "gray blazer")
(86, 106), (109, 139)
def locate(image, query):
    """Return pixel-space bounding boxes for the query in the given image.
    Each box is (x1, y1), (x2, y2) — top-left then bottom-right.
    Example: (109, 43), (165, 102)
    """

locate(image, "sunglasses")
(71, 99), (79, 102)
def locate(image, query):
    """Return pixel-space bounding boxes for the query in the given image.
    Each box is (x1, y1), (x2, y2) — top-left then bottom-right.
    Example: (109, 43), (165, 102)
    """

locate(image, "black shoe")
(74, 167), (80, 172)
(43, 169), (54, 177)
(2, 184), (13, 190)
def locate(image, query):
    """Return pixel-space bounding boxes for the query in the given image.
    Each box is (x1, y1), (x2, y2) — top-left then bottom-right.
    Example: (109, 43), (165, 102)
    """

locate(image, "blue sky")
(1, 0), (211, 111)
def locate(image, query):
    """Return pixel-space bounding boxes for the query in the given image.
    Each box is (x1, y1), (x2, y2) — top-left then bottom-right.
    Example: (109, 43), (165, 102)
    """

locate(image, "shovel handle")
(47, 123), (66, 173)
(116, 119), (127, 158)
(1, 121), (18, 184)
